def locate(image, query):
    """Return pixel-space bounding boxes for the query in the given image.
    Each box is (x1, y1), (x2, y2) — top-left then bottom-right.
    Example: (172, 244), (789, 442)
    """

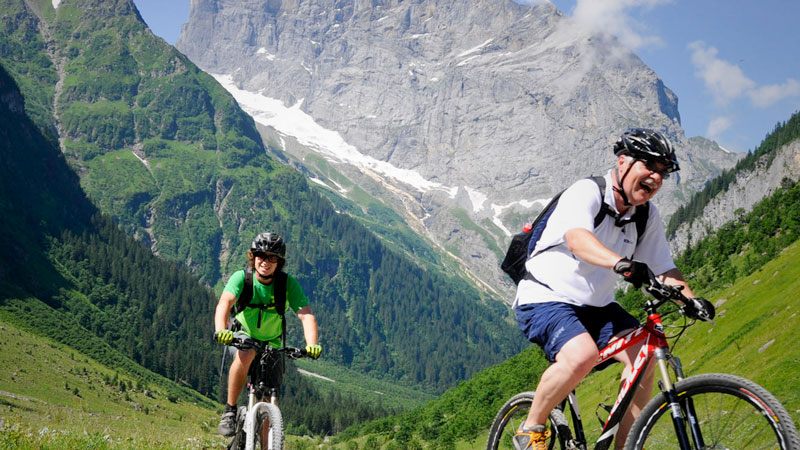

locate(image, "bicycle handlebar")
(640, 269), (715, 323)
(641, 269), (687, 302)
(227, 334), (308, 359)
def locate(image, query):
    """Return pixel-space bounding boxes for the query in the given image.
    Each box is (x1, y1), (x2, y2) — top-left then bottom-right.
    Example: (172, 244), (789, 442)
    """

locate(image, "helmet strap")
(613, 162), (635, 207)
(255, 272), (274, 284)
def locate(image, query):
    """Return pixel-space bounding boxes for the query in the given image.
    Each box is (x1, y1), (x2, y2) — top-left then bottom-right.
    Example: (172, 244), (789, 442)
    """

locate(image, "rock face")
(670, 140), (800, 255)
(177, 0), (740, 294)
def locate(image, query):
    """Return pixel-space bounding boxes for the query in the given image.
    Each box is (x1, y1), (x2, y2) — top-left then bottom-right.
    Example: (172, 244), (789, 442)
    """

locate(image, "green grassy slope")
(0, 320), (223, 449)
(293, 358), (436, 412)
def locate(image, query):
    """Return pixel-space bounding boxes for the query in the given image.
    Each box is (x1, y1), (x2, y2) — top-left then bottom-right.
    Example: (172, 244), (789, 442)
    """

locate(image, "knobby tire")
(228, 403), (284, 450)
(624, 373), (799, 450)
(487, 391), (572, 450)
(259, 402), (284, 450)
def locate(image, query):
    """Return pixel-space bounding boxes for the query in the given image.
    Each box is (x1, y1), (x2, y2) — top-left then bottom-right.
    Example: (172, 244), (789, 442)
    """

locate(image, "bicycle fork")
(656, 349), (705, 450)
(244, 388), (279, 450)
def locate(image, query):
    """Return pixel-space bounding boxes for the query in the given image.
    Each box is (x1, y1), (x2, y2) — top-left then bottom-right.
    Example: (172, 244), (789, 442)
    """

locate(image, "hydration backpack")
(233, 267), (288, 345)
(500, 176), (649, 285)
(219, 268), (290, 392)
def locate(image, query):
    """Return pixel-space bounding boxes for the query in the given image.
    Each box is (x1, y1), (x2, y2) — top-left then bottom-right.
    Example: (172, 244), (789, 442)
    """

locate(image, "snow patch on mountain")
(458, 38), (494, 58)
(464, 186), (487, 213)
(213, 73), (458, 198)
(490, 196), (553, 237)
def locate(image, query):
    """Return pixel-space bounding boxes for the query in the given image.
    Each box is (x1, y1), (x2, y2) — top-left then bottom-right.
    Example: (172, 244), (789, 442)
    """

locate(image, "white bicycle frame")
(228, 338), (306, 450)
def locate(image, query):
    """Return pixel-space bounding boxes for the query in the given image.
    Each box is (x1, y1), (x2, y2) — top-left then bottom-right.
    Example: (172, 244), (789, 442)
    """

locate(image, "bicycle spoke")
(633, 387), (787, 450)
(700, 391), (767, 449)
(500, 406), (527, 449)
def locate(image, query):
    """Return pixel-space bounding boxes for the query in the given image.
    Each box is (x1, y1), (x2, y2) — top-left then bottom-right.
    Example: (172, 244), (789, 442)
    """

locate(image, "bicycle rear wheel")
(486, 392), (572, 450)
(625, 373), (799, 450)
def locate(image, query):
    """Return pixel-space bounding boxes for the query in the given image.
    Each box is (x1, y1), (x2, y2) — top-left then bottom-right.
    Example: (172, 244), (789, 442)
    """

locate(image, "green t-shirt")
(223, 270), (309, 345)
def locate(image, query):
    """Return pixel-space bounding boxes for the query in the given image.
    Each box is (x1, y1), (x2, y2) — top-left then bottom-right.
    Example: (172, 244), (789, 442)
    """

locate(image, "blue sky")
(134, 0), (799, 153)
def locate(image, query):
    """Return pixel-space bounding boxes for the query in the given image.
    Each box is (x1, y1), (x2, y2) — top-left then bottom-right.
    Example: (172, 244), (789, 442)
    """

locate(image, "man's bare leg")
(524, 332), (599, 428)
(227, 349), (255, 406)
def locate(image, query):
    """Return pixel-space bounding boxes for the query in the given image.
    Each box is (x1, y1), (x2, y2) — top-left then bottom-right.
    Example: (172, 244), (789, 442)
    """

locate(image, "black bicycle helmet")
(613, 128), (680, 173)
(250, 232), (286, 259)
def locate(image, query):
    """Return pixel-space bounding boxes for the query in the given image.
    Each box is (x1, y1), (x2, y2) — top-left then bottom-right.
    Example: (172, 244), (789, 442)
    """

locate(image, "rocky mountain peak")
(177, 0), (740, 294)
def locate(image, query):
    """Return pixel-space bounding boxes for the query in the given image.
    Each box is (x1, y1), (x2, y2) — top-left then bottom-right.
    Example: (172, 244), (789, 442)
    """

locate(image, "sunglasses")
(638, 159), (672, 179)
(254, 253), (280, 263)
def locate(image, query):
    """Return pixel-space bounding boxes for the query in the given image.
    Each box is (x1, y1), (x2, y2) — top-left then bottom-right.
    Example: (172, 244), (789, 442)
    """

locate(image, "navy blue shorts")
(515, 301), (639, 369)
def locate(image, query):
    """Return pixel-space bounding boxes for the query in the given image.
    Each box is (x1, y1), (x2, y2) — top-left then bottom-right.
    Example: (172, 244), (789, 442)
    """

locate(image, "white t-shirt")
(514, 173), (675, 308)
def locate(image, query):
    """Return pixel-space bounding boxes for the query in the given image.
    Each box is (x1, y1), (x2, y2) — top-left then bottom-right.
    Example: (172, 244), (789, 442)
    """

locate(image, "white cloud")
(689, 41), (800, 111)
(749, 79), (800, 108)
(569, 0), (671, 51)
(706, 116), (733, 140)
(688, 41), (755, 106)
(537, 0), (672, 90)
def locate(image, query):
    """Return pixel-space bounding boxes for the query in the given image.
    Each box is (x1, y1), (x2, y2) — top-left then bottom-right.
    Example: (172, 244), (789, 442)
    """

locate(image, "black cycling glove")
(613, 257), (650, 289)
(683, 297), (715, 321)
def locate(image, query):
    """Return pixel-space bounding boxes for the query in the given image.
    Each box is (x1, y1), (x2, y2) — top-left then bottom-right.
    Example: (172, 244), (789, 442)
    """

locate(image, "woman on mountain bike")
(213, 232), (322, 437)
(512, 129), (715, 450)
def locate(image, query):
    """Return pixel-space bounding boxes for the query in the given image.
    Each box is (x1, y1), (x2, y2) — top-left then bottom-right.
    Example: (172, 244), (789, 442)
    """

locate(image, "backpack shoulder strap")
(234, 267), (254, 314)
(589, 175), (650, 240)
(633, 201), (650, 240)
(273, 271), (287, 316)
(590, 176), (615, 228)
(273, 271), (288, 347)
(525, 189), (566, 258)
(528, 177), (605, 257)
(591, 175), (606, 193)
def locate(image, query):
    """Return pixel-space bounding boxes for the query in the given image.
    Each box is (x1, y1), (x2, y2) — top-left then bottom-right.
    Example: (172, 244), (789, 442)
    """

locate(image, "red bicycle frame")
(571, 311), (669, 450)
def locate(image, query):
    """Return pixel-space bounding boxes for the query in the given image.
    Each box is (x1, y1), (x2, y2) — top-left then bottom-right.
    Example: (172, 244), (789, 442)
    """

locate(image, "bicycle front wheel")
(625, 373), (799, 450)
(255, 402), (284, 450)
(486, 392), (572, 450)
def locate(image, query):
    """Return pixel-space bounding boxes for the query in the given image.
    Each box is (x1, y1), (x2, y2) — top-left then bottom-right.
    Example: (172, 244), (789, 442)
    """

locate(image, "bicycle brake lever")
(285, 348), (306, 359)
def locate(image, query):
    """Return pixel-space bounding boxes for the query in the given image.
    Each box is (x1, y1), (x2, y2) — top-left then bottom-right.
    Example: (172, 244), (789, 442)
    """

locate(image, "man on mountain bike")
(512, 129), (715, 450)
(213, 232), (322, 437)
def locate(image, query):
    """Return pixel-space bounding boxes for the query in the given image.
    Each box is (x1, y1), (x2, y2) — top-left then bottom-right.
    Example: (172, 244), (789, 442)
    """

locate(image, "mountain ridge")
(177, 0), (741, 295)
(1, 0), (525, 397)
(669, 114), (800, 254)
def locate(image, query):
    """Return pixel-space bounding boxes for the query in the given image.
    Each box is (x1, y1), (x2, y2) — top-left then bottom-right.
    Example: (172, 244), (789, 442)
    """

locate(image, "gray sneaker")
(218, 409), (237, 437)
(513, 425), (550, 450)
